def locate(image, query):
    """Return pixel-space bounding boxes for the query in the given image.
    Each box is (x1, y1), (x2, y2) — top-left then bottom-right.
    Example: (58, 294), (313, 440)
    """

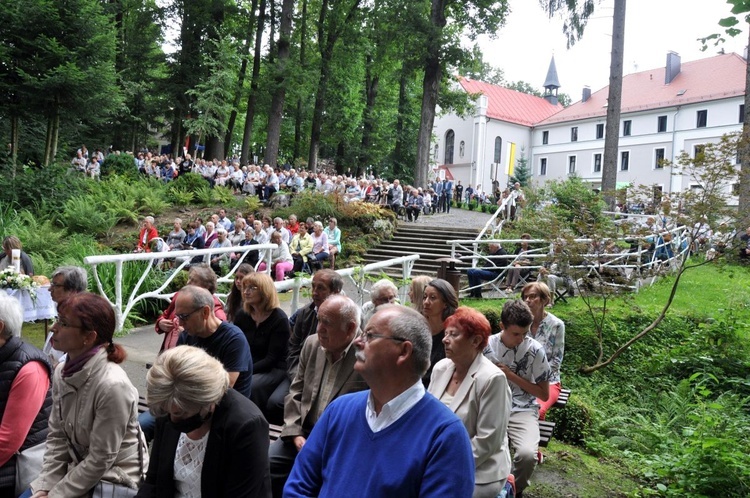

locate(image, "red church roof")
(538, 52), (747, 125)
(458, 77), (564, 127)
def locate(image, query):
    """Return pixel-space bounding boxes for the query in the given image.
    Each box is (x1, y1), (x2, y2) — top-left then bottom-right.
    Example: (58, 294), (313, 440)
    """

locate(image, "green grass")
(21, 321), (49, 350)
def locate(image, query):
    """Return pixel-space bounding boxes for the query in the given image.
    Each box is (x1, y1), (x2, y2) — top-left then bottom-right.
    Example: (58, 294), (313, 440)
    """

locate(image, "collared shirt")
(306, 339), (355, 429)
(365, 380), (425, 433)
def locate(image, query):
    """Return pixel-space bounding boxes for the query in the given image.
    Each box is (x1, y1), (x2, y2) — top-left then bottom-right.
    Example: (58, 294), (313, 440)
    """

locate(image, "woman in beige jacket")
(29, 293), (147, 498)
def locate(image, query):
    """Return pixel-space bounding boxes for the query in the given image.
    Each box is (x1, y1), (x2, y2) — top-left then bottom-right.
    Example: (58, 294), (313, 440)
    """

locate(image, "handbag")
(14, 441), (46, 497)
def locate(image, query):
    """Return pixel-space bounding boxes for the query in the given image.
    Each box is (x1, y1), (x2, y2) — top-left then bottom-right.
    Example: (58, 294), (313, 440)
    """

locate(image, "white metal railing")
(83, 246), (418, 331)
(272, 254), (420, 312)
(84, 244), (275, 331)
(449, 225), (690, 296)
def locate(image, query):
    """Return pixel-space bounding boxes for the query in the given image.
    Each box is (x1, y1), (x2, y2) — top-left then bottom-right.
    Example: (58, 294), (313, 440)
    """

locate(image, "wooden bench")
(554, 388), (571, 409)
(538, 388), (571, 448)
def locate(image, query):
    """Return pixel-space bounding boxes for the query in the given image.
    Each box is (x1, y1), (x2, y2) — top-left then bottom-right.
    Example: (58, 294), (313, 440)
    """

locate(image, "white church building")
(432, 52), (746, 201)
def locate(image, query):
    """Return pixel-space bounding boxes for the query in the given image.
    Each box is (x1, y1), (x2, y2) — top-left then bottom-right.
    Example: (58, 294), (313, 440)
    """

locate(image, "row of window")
(540, 106), (745, 145)
(440, 131), (507, 165)
(537, 148), (668, 176)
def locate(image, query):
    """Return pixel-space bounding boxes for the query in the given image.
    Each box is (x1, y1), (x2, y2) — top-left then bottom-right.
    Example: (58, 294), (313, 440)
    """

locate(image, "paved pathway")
(119, 206), (496, 395)
(404, 206), (493, 229)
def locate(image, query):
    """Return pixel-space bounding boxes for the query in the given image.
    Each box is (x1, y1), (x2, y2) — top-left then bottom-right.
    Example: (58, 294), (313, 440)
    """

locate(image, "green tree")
(3, 0), (121, 165)
(700, 2), (750, 230)
(415, 0), (511, 187)
(510, 150), (531, 187)
(185, 35), (239, 157)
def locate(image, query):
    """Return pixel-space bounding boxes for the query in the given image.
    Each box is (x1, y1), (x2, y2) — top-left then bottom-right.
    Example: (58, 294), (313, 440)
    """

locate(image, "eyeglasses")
(175, 307), (203, 322)
(243, 286), (259, 293)
(362, 332), (407, 344)
(53, 318), (84, 330)
(49, 282), (64, 289)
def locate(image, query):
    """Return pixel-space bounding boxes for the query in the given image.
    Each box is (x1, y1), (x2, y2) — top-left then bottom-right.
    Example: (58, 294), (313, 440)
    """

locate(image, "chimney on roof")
(665, 51), (681, 85)
(582, 86), (591, 103)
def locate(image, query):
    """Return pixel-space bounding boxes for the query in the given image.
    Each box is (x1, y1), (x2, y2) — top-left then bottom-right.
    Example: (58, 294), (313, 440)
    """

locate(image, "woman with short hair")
(428, 307), (512, 498)
(521, 282), (565, 419)
(233, 273), (289, 423)
(136, 346), (270, 497)
(310, 221), (329, 269)
(323, 218), (342, 270)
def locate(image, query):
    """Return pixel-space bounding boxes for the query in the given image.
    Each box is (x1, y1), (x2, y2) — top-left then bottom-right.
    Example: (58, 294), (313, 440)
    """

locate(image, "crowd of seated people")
(2, 249), (573, 498)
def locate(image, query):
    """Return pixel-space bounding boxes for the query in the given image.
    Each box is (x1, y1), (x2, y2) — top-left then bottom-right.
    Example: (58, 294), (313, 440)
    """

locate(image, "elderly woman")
(323, 218), (342, 270)
(258, 231), (293, 281)
(521, 282), (565, 419)
(165, 218), (186, 250)
(289, 223), (313, 274)
(309, 222), (329, 269)
(136, 346), (270, 497)
(361, 279), (398, 327)
(428, 307), (512, 498)
(154, 265), (227, 354)
(233, 273), (290, 423)
(225, 264), (255, 323)
(29, 293), (148, 497)
(0, 293), (51, 498)
(203, 221), (217, 248)
(0, 236), (34, 275)
(407, 275), (431, 314)
(135, 217), (159, 253)
(421, 278), (459, 386)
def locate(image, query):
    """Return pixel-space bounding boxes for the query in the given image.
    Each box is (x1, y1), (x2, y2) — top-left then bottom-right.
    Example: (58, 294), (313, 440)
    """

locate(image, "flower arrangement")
(0, 267), (40, 298)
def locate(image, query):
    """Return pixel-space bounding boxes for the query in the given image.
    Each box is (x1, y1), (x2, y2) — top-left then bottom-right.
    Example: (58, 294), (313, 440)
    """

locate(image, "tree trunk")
(307, 0), (362, 172)
(42, 113), (52, 167)
(9, 114), (19, 177)
(240, 0), (267, 165)
(600, 0), (626, 208)
(738, 26), (750, 230)
(393, 55), (410, 178)
(293, 0), (308, 162)
(268, 0), (277, 65)
(415, 0), (447, 188)
(358, 54), (378, 175)
(264, 0), (295, 168)
(50, 107), (60, 164)
(224, 0), (258, 158)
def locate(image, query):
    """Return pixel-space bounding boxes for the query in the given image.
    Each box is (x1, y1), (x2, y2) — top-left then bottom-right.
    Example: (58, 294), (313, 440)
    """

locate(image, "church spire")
(543, 56), (560, 105)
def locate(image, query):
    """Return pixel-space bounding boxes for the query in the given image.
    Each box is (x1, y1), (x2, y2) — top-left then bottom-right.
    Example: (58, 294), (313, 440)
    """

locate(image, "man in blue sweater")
(284, 305), (474, 497)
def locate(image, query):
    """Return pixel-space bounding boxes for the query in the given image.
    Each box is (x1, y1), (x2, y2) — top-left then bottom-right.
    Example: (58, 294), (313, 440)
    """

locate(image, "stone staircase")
(362, 223), (481, 276)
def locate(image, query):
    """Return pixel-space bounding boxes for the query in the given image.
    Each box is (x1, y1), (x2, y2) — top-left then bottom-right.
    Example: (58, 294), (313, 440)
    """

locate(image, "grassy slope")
(463, 261), (750, 497)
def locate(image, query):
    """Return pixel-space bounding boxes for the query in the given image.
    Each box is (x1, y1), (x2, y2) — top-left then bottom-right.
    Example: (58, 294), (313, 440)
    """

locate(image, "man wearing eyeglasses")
(284, 305), (474, 498)
(174, 285), (252, 399)
(269, 294), (366, 497)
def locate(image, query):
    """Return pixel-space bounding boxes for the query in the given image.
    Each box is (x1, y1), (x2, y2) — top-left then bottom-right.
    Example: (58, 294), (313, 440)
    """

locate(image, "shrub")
(140, 191), (170, 216)
(168, 187), (195, 206)
(547, 396), (593, 446)
(274, 191), (341, 222)
(61, 196), (119, 237)
(0, 163), (88, 213)
(170, 172), (208, 195)
(195, 185), (216, 206)
(101, 154), (139, 179)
